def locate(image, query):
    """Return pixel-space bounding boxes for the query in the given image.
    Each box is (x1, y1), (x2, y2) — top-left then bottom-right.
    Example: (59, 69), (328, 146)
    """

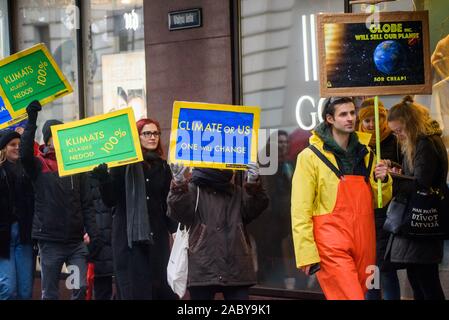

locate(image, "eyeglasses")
(140, 131), (161, 138)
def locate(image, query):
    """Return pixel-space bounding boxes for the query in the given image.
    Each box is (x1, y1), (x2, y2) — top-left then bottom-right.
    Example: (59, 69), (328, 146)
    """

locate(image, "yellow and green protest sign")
(0, 43), (73, 118)
(169, 101), (260, 170)
(51, 108), (143, 177)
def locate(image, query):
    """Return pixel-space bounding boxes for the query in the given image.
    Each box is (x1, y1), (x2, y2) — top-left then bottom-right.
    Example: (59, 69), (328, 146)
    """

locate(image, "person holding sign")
(167, 164), (268, 300)
(20, 101), (102, 300)
(92, 119), (177, 300)
(384, 96), (447, 300)
(358, 98), (402, 300)
(291, 97), (392, 300)
(0, 130), (35, 299)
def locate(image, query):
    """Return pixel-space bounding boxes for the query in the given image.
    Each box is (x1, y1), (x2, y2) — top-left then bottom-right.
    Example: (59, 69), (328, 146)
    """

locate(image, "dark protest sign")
(317, 11), (431, 96)
(0, 43), (73, 118)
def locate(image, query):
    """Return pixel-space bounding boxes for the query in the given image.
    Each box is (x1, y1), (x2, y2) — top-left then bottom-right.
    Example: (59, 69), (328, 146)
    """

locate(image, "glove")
(170, 163), (187, 184)
(26, 100), (42, 125)
(246, 162), (260, 184)
(90, 163), (109, 183)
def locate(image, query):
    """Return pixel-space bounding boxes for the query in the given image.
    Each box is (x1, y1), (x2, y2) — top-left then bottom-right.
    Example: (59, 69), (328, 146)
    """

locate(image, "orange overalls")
(309, 146), (376, 300)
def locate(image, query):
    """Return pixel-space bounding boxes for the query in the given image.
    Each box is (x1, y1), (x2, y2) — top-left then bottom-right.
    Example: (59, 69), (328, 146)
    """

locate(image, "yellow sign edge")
(169, 101), (261, 169)
(51, 107), (143, 177)
(0, 43), (74, 118)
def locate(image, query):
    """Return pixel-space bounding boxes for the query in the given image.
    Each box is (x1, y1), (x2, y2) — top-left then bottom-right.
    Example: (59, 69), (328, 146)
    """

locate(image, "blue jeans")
(365, 270), (401, 300)
(38, 240), (88, 300)
(0, 223), (34, 300)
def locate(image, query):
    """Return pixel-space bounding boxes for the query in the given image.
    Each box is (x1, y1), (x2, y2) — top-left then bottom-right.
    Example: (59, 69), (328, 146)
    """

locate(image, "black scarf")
(191, 168), (234, 194)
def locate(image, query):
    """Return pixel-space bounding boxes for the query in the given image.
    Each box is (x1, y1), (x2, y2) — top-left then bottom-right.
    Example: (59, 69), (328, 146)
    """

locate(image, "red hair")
(136, 118), (164, 156)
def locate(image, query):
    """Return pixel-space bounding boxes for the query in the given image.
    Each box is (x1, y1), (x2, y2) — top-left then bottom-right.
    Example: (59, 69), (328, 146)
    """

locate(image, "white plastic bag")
(167, 223), (189, 298)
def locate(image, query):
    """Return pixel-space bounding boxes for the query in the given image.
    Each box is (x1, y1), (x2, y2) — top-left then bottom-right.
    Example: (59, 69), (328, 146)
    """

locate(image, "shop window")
(14, 0), (80, 143)
(83, 0), (146, 120)
(0, 0), (10, 58)
(242, 0), (449, 299)
(241, 0), (346, 294)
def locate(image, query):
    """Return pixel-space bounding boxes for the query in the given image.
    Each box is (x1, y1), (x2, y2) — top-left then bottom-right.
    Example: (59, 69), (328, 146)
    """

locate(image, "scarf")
(358, 106), (392, 148)
(314, 122), (366, 175)
(125, 163), (153, 248)
(190, 168), (234, 194)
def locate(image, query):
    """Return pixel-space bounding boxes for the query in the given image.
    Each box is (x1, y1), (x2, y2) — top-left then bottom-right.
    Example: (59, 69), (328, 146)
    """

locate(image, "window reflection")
(15, 0), (79, 143)
(83, 0), (146, 118)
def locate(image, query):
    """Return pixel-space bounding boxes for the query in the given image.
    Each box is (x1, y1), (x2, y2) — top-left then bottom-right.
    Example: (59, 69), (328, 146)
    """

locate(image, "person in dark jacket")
(92, 118), (177, 300)
(358, 98), (402, 300)
(384, 95), (448, 300)
(20, 101), (102, 300)
(167, 163), (269, 300)
(87, 178), (114, 300)
(0, 130), (35, 299)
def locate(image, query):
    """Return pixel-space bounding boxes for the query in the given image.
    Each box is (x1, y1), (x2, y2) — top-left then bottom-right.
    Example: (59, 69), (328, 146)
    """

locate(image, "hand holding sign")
(170, 163), (188, 184)
(246, 162), (260, 184)
(26, 100), (42, 125)
(91, 163), (109, 183)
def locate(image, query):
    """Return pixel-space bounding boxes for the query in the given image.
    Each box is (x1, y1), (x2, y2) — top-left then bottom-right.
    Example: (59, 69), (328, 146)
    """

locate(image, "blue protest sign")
(169, 101), (260, 170)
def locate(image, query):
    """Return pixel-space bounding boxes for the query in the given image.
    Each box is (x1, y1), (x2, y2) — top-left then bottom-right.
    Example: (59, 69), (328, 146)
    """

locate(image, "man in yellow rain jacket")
(291, 97), (392, 300)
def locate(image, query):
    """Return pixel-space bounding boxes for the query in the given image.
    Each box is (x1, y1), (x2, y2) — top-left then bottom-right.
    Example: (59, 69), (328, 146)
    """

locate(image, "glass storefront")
(0, 0), (10, 58)
(241, 0), (449, 299)
(242, 0), (346, 294)
(82, 0), (146, 119)
(14, 0), (80, 142)
(12, 0), (146, 143)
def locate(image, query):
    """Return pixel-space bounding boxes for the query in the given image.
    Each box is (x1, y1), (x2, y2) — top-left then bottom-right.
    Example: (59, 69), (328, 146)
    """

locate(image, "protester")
(384, 95), (448, 300)
(92, 118), (177, 300)
(0, 130), (35, 299)
(291, 96), (392, 300)
(86, 178), (114, 300)
(20, 101), (102, 300)
(248, 130), (297, 288)
(358, 98), (402, 300)
(167, 163), (269, 300)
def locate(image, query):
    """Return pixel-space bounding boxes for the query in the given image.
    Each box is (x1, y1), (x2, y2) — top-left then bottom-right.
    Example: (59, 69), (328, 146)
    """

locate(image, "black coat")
(0, 161), (34, 259)
(386, 134), (448, 265)
(99, 158), (177, 300)
(167, 181), (269, 287)
(372, 133), (402, 270)
(89, 178), (113, 277)
(20, 123), (99, 244)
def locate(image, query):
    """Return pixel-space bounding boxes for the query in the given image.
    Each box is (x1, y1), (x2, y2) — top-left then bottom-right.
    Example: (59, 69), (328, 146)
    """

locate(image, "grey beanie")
(42, 119), (63, 145)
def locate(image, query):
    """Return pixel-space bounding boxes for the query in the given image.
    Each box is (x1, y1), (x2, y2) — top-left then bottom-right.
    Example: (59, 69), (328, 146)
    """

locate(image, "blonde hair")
(388, 95), (435, 169)
(0, 149), (6, 165)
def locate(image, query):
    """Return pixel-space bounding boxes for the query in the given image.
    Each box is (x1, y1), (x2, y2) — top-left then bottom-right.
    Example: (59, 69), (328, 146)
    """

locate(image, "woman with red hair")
(92, 118), (177, 300)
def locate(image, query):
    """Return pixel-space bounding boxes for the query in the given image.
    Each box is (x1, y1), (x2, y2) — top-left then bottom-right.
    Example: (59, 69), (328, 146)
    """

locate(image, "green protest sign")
(0, 43), (73, 118)
(52, 108), (143, 177)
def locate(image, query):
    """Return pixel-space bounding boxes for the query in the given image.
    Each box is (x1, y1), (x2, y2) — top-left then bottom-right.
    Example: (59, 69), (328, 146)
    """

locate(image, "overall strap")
(308, 145), (344, 179)
(365, 151), (374, 182)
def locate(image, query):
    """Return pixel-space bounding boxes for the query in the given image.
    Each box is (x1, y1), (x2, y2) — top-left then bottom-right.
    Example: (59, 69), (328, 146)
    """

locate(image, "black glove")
(26, 100), (42, 125)
(90, 163), (109, 183)
(87, 237), (105, 260)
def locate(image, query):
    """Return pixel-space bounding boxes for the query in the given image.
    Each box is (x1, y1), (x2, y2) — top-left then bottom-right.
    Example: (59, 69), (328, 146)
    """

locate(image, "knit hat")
(0, 129), (21, 150)
(358, 98), (391, 147)
(42, 119), (63, 145)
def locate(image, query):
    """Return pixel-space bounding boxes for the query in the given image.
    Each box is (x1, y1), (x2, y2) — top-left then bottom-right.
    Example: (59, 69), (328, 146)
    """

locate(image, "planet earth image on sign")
(373, 40), (403, 74)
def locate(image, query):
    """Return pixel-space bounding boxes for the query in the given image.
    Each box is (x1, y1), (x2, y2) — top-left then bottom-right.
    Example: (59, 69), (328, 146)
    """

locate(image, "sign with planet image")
(317, 11), (431, 97)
